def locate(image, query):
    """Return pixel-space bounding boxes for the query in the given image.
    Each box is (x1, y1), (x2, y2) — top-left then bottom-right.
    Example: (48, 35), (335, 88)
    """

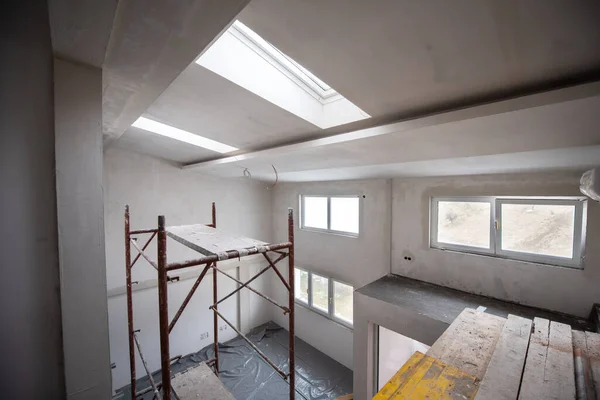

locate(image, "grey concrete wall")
(353, 292), (450, 399)
(104, 147), (274, 391)
(54, 58), (112, 399)
(270, 179), (392, 369)
(0, 3), (65, 398)
(391, 171), (599, 318)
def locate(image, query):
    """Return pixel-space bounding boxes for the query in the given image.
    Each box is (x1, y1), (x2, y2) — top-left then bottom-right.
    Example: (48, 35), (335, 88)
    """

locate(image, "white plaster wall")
(104, 147), (274, 391)
(377, 327), (430, 390)
(0, 3), (65, 397)
(54, 58), (112, 400)
(270, 179), (392, 369)
(392, 171), (600, 318)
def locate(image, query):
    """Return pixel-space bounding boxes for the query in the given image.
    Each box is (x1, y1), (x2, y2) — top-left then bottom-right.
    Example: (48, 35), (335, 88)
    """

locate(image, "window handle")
(494, 220), (499, 230)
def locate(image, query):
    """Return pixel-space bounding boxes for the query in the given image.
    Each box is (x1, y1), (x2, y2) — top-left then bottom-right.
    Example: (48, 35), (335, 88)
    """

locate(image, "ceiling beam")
(183, 81), (600, 171)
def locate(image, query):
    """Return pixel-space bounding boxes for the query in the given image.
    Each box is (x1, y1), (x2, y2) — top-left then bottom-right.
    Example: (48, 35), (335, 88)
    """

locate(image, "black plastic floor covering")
(119, 321), (353, 400)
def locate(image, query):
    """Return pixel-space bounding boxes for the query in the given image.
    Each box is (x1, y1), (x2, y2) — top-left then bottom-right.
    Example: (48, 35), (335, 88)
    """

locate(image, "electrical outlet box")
(200, 332), (209, 340)
(219, 325), (228, 332)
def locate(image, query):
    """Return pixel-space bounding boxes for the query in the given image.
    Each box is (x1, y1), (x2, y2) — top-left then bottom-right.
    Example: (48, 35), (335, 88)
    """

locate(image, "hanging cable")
(271, 165), (278, 189)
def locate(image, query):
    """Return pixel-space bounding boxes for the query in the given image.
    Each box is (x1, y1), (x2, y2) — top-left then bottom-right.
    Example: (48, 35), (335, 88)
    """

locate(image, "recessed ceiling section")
(195, 21), (370, 129)
(132, 117), (238, 154)
(190, 146), (600, 182)
(183, 84), (600, 181)
(141, 65), (316, 151)
(115, 127), (217, 164)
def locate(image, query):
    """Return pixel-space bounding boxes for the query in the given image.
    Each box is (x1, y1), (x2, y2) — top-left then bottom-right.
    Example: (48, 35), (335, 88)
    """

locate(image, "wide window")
(294, 267), (354, 327)
(301, 195), (360, 236)
(430, 197), (586, 268)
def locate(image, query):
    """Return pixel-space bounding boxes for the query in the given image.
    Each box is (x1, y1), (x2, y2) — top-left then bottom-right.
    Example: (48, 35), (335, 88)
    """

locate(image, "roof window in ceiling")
(132, 117), (238, 154)
(196, 21), (370, 129)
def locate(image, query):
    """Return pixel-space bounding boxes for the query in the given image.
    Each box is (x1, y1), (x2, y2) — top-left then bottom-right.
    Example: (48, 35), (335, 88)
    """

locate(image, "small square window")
(497, 200), (580, 261)
(303, 196), (328, 230)
(436, 200), (491, 249)
(311, 273), (329, 313)
(331, 197), (359, 234)
(294, 268), (309, 304)
(301, 195), (360, 236)
(333, 281), (353, 324)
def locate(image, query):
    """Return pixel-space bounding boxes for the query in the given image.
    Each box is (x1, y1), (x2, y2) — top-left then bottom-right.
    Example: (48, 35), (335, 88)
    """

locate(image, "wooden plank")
(519, 319), (575, 400)
(374, 351), (427, 399)
(475, 314), (532, 400)
(171, 362), (235, 400)
(166, 224), (266, 256)
(519, 318), (550, 400)
(426, 308), (506, 380)
(585, 331), (600, 398)
(374, 351), (479, 399)
(546, 321), (576, 398)
(573, 330), (597, 400)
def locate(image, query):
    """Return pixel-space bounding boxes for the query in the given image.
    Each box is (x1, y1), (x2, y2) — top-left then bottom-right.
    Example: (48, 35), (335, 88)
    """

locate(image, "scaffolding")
(124, 203), (295, 400)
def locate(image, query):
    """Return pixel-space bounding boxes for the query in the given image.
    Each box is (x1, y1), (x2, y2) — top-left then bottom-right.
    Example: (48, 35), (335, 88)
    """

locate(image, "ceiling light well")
(132, 117), (238, 154)
(195, 20), (370, 129)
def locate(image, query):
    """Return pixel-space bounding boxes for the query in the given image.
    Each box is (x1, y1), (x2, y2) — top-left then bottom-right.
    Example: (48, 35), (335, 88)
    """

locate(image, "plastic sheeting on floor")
(117, 321), (353, 400)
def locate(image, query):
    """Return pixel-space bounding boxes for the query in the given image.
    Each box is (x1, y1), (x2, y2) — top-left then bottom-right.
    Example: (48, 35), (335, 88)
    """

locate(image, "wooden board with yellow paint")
(373, 351), (479, 399)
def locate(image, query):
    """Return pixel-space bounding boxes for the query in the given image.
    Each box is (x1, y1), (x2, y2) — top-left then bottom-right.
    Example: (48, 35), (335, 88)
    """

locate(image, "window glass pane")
(304, 196), (328, 229)
(501, 203), (575, 258)
(333, 281), (353, 324)
(437, 201), (491, 248)
(330, 197), (359, 234)
(294, 268), (308, 303)
(311, 273), (329, 312)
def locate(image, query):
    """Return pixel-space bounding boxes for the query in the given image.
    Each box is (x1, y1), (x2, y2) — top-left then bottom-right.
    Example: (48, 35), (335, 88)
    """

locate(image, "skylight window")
(230, 21), (339, 103)
(132, 117), (238, 154)
(196, 20), (370, 129)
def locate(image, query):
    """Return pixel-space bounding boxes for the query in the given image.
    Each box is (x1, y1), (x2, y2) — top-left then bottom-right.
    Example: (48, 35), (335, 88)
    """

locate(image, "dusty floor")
(116, 321), (353, 400)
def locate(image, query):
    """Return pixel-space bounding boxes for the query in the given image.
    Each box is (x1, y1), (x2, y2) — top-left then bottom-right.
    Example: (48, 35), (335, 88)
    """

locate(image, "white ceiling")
(184, 83), (600, 181)
(107, 0), (600, 181)
(48, 0), (252, 145)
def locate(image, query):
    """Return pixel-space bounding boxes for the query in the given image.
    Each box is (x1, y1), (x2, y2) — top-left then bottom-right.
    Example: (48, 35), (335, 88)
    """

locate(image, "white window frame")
(230, 21), (342, 104)
(294, 266), (310, 305)
(300, 194), (361, 237)
(430, 196), (587, 269)
(430, 196), (496, 255)
(294, 267), (354, 329)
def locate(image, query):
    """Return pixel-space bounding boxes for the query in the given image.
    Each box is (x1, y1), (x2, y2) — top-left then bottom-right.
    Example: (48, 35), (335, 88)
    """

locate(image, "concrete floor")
(116, 321), (353, 400)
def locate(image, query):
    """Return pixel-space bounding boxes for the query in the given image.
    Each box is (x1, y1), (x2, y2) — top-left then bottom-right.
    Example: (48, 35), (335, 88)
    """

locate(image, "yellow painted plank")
(399, 358), (444, 398)
(392, 354), (436, 397)
(373, 351), (427, 399)
(374, 352), (480, 400)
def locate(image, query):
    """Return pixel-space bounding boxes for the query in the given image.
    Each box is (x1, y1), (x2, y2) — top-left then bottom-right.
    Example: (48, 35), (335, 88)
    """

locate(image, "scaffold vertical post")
(213, 203), (219, 375)
(288, 208), (295, 399)
(125, 205), (136, 398)
(157, 215), (171, 399)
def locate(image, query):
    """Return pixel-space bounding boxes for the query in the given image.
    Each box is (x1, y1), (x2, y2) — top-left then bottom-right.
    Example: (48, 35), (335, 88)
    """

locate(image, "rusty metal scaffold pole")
(124, 202), (295, 399)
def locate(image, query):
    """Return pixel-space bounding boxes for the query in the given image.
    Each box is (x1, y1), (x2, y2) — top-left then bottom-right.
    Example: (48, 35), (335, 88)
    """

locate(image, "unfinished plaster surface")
(185, 83), (600, 180)
(0, 2), (64, 398)
(104, 147), (275, 391)
(352, 274), (594, 398)
(392, 171), (600, 318)
(102, 0), (250, 144)
(55, 58), (112, 400)
(268, 179), (392, 369)
(241, 0), (600, 119)
(353, 290), (450, 399)
(48, 0), (117, 67)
